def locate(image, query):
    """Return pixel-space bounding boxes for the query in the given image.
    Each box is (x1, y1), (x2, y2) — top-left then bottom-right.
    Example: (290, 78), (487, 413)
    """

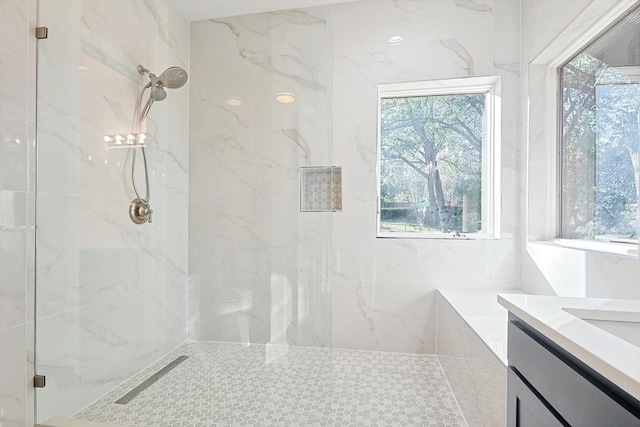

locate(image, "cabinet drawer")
(507, 367), (566, 427)
(508, 318), (640, 427)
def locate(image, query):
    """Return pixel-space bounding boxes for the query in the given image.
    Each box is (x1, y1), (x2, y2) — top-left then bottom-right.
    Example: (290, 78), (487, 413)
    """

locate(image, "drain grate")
(114, 356), (188, 404)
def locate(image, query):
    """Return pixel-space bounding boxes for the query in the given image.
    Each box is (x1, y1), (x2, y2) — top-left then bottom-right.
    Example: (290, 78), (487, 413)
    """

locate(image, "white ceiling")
(169, 0), (360, 21)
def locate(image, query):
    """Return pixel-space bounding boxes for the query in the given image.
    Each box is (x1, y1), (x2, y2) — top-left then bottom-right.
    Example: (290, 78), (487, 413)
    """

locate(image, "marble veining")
(440, 39), (474, 74)
(454, 0), (492, 13)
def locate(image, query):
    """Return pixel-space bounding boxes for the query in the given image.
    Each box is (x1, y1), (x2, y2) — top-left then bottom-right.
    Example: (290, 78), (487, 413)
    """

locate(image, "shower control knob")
(129, 198), (153, 225)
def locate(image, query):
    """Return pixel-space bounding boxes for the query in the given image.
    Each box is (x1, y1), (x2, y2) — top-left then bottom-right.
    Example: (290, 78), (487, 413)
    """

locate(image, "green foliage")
(380, 93), (484, 233)
(561, 53), (639, 240)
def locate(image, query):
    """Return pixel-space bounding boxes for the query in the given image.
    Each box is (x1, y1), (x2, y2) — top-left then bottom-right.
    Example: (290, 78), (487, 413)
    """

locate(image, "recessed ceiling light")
(225, 96), (244, 107)
(275, 91), (296, 104)
(388, 35), (404, 45)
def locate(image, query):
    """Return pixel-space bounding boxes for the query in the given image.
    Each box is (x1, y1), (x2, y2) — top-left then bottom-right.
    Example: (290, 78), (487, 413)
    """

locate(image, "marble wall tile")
(188, 274), (331, 346)
(0, 50), (30, 192)
(35, 194), (112, 317)
(332, 279), (436, 353)
(190, 54), (332, 132)
(190, 0), (521, 354)
(189, 202), (332, 287)
(0, 230), (27, 331)
(190, 7), (331, 64)
(35, 0), (83, 79)
(584, 253), (640, 299)
(0, 0), (30, 61)
(36, 71), (127, 199)
(331, 38), (495, 128)
(0, 324), (34, 425)
(190, 128), (331, 205)
(327, 0), (519, 353)
(521, 0), (594, 61)
(493, 0), (520, 34)
(36, 279), (186, 421)
(332, 125), (377, 204)
(437, 293), (506, 427)
(332, 202), (517, 287)
(333, 0), (494, 51)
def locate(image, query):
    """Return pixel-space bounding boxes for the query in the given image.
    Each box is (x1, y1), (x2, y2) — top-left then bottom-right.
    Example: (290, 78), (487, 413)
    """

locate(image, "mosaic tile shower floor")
(74, 342), (467, 427)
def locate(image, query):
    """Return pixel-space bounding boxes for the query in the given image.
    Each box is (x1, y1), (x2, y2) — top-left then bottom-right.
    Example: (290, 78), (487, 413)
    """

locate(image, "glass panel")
(35, 0), (334, 424)
(34, 0), (193, 422)
(560, 6), (640, 245)
(379, 93), (485, 236)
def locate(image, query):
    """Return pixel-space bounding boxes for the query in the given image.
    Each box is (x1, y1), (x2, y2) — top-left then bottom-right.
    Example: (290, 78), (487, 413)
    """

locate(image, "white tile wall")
(328, 0), (519, 353)
(189, 0), (521, 353)
(189, 4), (335, 348)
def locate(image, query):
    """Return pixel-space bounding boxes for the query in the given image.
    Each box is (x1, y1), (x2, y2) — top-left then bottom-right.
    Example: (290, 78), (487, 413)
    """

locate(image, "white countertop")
(498, 294), (640, 402)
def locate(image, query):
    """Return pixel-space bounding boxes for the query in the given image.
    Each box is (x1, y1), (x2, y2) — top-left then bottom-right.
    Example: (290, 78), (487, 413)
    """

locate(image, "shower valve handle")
(129, 199), (153, 225)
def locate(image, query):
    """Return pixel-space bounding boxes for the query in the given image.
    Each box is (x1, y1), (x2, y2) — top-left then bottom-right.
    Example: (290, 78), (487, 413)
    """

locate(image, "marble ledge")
(438, 288), (523, 365)
(498, 294), (640, 402)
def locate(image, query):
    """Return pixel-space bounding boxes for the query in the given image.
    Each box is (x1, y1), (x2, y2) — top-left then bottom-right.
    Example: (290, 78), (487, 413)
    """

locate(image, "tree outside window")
(560, 6), (640, 244)
(377, 77), (500, 239)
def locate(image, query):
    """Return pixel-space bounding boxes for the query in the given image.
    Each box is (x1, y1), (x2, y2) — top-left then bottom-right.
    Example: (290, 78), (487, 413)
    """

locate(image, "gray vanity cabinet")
(506, 314), (640, 427)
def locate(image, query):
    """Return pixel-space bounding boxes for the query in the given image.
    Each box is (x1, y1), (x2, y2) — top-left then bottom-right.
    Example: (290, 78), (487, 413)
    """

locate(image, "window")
(377, 76), (501, 238)
(559, 6), (640, 245)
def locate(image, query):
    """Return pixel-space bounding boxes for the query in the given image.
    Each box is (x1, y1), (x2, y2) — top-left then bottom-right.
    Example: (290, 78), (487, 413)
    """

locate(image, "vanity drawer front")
(507, 367), (566, 427)
(508, 319), (640, 427)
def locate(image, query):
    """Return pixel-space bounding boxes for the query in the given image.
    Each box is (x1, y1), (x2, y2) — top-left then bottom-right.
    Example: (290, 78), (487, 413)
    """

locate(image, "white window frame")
(553, 3), (640, 255)
(376, 76), (501, 239)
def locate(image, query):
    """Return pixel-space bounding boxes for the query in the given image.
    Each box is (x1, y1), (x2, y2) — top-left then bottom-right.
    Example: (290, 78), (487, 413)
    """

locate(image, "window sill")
(534, 239), (639, 258)
(377, 232), (499, 240)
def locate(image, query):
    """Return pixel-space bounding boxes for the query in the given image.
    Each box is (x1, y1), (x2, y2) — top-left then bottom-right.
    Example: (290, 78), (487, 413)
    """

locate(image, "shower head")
(138, 64), (188, 91)
(136, 64), (187, 122)
(159, 67), (188, 89)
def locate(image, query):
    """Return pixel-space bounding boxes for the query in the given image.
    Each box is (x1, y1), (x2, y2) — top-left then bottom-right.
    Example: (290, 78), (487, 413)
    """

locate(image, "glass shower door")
(35, 0), (335, 425)
(35, 0), (191, 422)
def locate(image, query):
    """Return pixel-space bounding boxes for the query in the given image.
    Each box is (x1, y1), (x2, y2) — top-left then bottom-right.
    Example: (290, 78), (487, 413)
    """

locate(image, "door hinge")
(36, 27), (48, 40)
(34, 375), (46, 388)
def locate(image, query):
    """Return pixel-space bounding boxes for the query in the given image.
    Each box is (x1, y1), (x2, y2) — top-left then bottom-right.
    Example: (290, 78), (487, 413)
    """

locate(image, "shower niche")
(300, 166), (343, 212)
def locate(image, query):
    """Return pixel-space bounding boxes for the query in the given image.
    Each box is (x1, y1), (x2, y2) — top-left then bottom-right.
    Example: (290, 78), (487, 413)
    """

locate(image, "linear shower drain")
(114, 356), (188, 404)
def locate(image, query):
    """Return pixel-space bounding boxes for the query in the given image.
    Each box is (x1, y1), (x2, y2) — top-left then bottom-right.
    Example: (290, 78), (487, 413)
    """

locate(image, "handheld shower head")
(150, 85), (167, 101)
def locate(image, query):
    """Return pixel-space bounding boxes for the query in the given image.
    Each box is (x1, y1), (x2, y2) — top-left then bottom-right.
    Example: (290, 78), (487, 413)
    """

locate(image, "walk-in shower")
(128, 64), (188, 225)
(31, 0), (502, 425)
